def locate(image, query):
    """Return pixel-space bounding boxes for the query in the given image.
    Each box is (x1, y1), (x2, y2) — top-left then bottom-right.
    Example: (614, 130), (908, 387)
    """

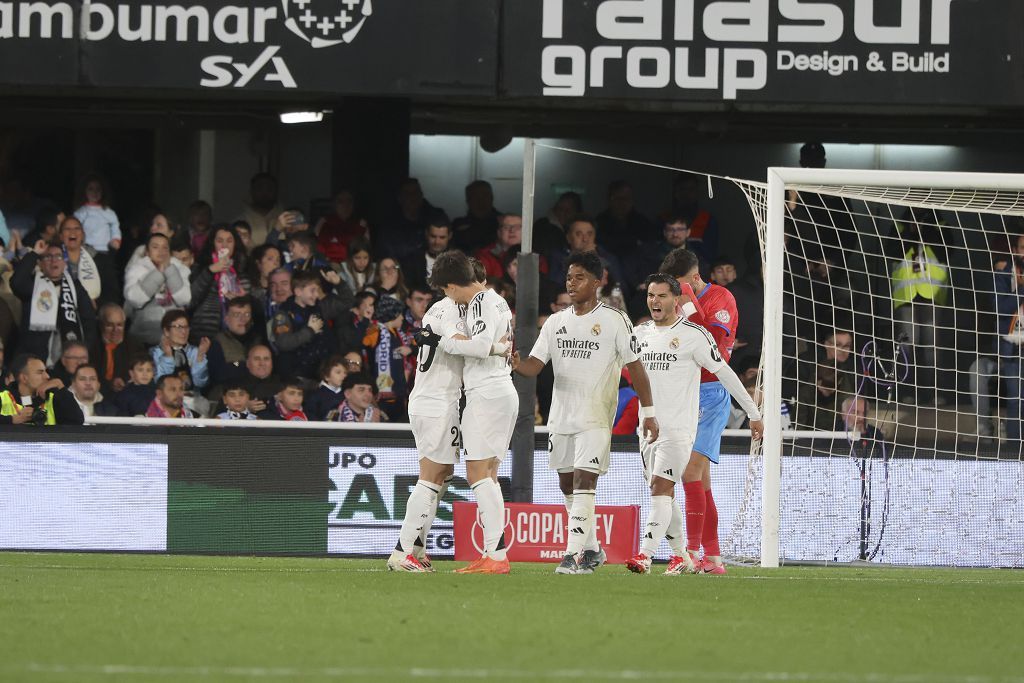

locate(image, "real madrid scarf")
(28, 270), (83, 349)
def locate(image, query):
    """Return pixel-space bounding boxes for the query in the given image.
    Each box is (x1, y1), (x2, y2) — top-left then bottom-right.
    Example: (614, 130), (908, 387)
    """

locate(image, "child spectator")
(328, 372), (384, 422)
(338, 238), (375, 292)
(272, 271), (336, 381)
(231, 220), (253, 253)
(710, 258), (737, 287)
(217, 380), (258, 420)
(362, 294), (413, 422)
(146, 374), (195, 419)
(367, 257), (409, 303)
(73, 174), (121, 254)
(114, 354), (156, 416)
(338, 291), (375, 355)
(247, 244), (283, 312)
(284, 231), (330, 274)
(152, 309), (210, 392)
(305, 355), (347, 421)
(315, 188), (368, 263)
(259, 377), (308, 421)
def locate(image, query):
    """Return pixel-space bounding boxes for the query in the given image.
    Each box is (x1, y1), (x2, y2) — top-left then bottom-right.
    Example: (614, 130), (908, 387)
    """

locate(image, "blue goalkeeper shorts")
(694, 382), (731, 464)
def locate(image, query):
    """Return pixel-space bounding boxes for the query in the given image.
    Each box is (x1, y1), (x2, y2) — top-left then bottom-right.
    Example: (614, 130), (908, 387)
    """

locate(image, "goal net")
(732, 168), (1024, 568)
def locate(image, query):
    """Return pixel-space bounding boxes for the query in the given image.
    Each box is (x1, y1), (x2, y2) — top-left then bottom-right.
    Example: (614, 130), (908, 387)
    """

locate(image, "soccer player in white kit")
(419, 251), (517, 574)
(625, 274), (763, 575)
(513, 251), (660, 575)
(387, 294), (466, 573)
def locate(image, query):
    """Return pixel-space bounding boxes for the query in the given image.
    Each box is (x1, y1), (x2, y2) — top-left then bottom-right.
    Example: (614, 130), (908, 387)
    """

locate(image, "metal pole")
(511, 139), (539, 502)
(760, 168), (786, 568)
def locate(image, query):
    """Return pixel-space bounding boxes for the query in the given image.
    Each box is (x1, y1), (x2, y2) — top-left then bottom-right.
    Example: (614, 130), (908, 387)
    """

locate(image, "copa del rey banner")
(453, 501), (640, 564)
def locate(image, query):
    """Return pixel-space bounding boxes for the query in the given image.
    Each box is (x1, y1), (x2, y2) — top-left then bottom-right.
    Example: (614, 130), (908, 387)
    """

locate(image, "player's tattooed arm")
(625, 358), (659, 444)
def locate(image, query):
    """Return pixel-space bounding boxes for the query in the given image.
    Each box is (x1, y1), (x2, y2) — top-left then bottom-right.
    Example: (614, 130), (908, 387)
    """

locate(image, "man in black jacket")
(400, 218), (453, 292)
(11, 241), (97, 366)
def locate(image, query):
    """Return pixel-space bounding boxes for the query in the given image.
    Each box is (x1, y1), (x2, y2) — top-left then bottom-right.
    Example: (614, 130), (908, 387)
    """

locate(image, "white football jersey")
(408, 297), (466, 418)
(530, 302), (640, 435)
(462, 288), (515, 393)
(634, 317), (726, 436)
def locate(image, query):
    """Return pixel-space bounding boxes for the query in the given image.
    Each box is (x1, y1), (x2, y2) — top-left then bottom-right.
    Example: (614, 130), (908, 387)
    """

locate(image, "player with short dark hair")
(422, 250), (516, 574)
(513, 250), (659, 574)
(659, 247), (742, 574)
(625, 274), (762, 575)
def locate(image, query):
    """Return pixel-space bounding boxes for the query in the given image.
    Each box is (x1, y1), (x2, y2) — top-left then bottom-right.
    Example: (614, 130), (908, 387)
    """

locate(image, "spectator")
(329, 372), (383, 422)
(367, 257), (409, 304)
(304, 355), (348, 421)
(547, 218), (626, 291)
(625, 215), (704, 308)
(338, 238), (376, 293)
(710, 258), (737, 287)
(237, 172), (283, 246)
(11, 240), (96, 366)
(247, 244), (283, 308)
(185, 200), (213, 255)
(475, 214), (523, 279)
(272, 271), (341, 381)
(231, 220), (253, 253)
(362, 294), (414, 422)
(538, 289), (571, 329)
(170, 232), (195, 269)
(794, 362), (843, 432)
(73, 173), (121, 255)
(49, 341), (89, 386)
(728, 263), (765, 370)
(532, 191), (582, 257)
(283, 231), (330, 274)
(208, 295), (265, 388)
(888, 207), (949, 405)
(125, 212), (176, 271)
(19, 206), (62, 258)
(261, 268), (292, 341)
(598, 266), (627, 313)
(124, 233), (192, 345)
(217, 380), (259, 420)
(376, 178), (442, 259)
(595, 180), (656, 257)
(243, 344), (279, 412)
(315, 188), (368, 263)
(400, 285), (432, 387)
(0, 348), (34, 425)
(265, 209), (310, 252)
(452, 180), (501, 252)
(113, 353), (156, 417)
(342, 349), (365, 375)
(784, 329), (856, 408)
(151, 309), (210, 392)
(70, 364), (117, 417)
(666, 172), (720, 262)
(994, 231), (1024, 440)
(400, 218), (452, 292)
(190, 224), (249, 341)
(145, 373), (195, 419)
(258, 377), (308, 421)
(3, 353), (84, 425)
(58, 216), (102, 302)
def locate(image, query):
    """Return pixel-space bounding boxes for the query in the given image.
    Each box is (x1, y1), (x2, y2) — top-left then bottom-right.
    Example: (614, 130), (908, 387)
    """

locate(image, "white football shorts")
(410, 411), (462, 465)
(549, 428), (612, 476)
(462, 388), (518, 462)
(640, 432), (694, 484)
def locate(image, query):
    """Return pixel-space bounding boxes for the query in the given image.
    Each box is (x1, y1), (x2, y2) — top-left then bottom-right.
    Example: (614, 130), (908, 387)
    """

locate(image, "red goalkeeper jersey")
(687, 282), (738, 384)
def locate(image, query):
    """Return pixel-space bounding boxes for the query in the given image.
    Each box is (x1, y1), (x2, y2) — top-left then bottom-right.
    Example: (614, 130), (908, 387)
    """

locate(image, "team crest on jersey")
(590, 324), (601, 336)
(669, 337), (679, 349)
(715, 310), (731, 324)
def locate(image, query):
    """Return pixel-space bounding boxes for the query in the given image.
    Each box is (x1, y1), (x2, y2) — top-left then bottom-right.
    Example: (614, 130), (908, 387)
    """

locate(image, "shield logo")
(669, 337), (679, 349)
(282, 0), (373, 49)
(590, 324), (601, 336)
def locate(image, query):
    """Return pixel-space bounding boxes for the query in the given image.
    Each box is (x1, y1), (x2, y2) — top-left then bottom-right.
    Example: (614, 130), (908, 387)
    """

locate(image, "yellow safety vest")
(891, 242), (949, 309)
(0, 390), (56, 425)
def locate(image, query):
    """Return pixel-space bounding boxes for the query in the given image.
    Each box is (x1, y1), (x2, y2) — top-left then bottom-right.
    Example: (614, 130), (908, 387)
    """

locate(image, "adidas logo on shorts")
(590, 457), (600, 464)
(664, 468), (673, 476)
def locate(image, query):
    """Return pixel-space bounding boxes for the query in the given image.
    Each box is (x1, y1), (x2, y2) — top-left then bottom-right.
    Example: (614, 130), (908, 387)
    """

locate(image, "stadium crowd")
(0, 143), (1021, 440)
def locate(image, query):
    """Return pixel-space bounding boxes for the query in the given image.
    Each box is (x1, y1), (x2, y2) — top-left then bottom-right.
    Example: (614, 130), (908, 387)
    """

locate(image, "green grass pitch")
(1, 553), (1022, 683)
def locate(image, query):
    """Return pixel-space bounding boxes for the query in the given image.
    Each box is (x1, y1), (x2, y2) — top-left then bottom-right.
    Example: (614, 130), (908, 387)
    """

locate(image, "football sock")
(566, 489), (596, 555)
(665, 497), (685, 556)
(399, 480), (439, 554)
(472, 479), (506, 561)
(702, 488), (721, 558)
(640, 495), (673, 557)
(418, 475), (452, 550)
(683, 480), (706, 553)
